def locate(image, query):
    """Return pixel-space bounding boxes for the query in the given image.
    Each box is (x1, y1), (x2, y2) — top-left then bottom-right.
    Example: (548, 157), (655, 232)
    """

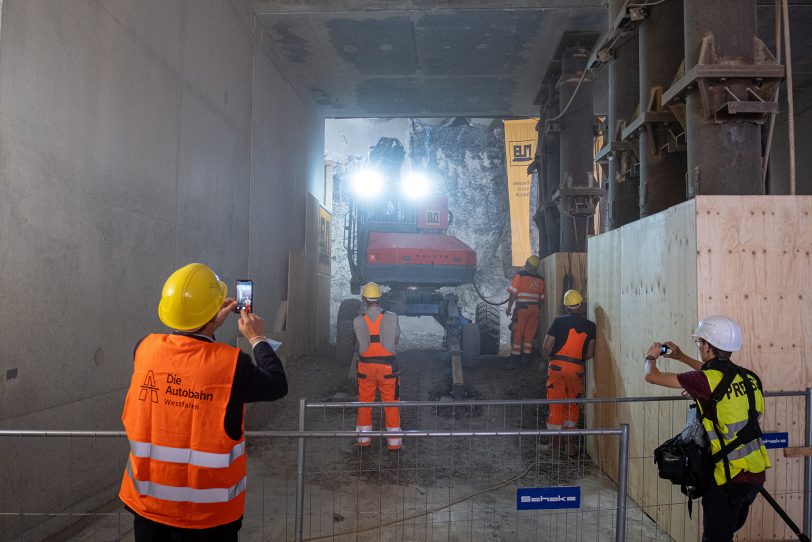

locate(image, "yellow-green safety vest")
(696, 367), (771, 485)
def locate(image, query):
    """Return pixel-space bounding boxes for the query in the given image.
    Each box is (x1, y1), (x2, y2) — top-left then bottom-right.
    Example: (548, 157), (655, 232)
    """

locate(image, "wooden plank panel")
(287, 252), (317, 355)
(539, 252), (587, 343)
(695, 195), (812, 541)
(586, 229), (622, 479)
(587, 200), (699, 542)
(315, 272), (331, 346)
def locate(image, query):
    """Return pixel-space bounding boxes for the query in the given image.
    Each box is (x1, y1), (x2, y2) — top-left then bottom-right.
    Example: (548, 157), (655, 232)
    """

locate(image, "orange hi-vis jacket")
(553, 328), (590, 364)
(119, 334), (246, 529)
(360, 312), (396, 360)
(508, 271), (545, 308)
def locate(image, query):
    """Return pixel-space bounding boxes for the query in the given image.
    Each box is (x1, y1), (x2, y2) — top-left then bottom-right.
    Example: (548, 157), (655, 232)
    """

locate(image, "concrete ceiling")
(251, 1), (606, 118)
(250, 1), (812, 119)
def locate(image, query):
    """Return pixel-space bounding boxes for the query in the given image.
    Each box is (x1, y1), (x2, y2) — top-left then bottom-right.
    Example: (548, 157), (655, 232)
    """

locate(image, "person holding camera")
(119, 263), (288, 542)
(644, 315), (770, 542)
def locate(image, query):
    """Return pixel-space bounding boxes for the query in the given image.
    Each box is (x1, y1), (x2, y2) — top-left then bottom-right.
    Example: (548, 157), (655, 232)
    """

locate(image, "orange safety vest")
(119, 334), (245, 529)
(360, 312), (396, 360)
(552, 328), (589, 364)
(508, 273), (545, 307)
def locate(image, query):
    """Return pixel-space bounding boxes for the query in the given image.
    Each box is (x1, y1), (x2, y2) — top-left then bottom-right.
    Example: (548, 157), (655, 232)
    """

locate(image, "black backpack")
(653, 409), (713, 502)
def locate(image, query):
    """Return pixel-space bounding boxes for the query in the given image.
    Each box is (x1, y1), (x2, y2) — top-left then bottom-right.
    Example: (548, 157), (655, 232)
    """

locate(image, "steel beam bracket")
(662, 35), (784, 124)
(555, 172), (605, 218)
(622, 87), (686, 158)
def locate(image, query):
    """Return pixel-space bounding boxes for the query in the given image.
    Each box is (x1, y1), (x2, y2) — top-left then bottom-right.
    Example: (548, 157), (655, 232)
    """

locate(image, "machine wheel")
(475, 302), (500, 355)
(337, 298), (362, 323)
(335, 320), (357, 366)
(460, 323), (480, 366)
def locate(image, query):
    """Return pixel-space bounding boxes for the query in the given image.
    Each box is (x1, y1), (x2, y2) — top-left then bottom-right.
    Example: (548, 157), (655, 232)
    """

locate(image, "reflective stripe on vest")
(510, 274), (545, 303)
(361, 312), (395, 359)
(129, 439), (245, 469)
(119, 333), (246, 529)
(126, 458), (246, 504)
(697, 369), (771, 485)
(553, 328), (589, 362)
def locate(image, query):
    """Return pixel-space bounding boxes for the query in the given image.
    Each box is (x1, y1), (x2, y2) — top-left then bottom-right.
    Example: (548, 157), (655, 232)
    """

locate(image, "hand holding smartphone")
(235, 279), (253, 313)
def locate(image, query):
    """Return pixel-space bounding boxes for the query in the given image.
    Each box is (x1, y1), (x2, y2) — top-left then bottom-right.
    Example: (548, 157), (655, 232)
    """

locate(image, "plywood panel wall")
(587, 200), (700, 542)
(587, 196), (812, 542)
(695, 196), (812, 541)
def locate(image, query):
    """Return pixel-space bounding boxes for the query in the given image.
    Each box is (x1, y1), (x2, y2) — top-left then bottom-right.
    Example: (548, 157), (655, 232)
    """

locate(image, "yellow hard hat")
(361, 282), (382, 300)
(563, 289), (583, 307)
(158, 263), (227, 331)
(525, 255), (540, 269)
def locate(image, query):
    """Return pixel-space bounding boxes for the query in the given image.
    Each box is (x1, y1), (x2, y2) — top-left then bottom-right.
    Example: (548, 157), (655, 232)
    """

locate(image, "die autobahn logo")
(139, 370), (213, 410)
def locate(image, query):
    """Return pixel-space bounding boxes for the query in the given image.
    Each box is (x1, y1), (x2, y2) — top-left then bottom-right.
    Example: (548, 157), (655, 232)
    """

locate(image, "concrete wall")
(0, 0), (323, 538)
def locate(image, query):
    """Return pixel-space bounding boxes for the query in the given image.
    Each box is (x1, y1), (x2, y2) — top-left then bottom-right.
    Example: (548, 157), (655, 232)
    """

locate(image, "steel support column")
(683, 0), (763, 195)
(540, 111), (561, 258)
(607, 0), (639, 229)
(557, 46), (594, 252)
(638, 0), (686, 216)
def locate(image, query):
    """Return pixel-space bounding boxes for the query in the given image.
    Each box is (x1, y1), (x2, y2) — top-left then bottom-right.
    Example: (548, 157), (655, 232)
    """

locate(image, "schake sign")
(517, 486), (580, 510)
(761, 432), (789, 449)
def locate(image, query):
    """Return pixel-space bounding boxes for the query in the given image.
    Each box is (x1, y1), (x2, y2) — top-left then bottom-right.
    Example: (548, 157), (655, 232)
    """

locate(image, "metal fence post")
(295, 398), (306, 542)
(616, 423), (630, 542)
(805, 388), (812, 537)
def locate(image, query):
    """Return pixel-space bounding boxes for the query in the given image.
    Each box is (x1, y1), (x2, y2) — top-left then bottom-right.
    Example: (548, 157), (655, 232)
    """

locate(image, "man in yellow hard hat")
(506, 255), (545, 363)
(119, 263), (288, 541)
(353, 282), (402, 450)
(542, 289), (595, 455)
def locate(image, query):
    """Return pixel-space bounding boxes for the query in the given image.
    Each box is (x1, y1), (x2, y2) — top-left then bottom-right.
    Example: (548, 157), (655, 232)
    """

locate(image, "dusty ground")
(61, 317), (668, 541)
(235, 317), (669, 542)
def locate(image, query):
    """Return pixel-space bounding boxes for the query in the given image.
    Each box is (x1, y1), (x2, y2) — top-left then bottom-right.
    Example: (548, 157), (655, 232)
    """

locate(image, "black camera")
(660, 344), (670, 355)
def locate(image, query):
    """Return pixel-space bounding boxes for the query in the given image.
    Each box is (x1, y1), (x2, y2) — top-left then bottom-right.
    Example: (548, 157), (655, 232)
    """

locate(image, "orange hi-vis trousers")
(511, 305), (540, 356)
(356, 361), (401, 450)
(545, 359), (584, 429)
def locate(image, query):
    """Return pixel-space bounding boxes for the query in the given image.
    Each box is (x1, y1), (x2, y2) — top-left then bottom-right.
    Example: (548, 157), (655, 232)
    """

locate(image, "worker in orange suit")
(353, 282), (402, 451)
(506, 255), (545, 363)
(542, 289), (595, 455)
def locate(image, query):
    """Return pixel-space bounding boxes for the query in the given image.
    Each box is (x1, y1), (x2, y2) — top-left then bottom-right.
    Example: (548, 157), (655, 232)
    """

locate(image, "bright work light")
(350, 168), (384, 199)
(401, 172), (431, 200)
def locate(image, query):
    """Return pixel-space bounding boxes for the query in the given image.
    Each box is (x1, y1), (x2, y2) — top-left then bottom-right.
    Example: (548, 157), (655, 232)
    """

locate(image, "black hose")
(473, 278), (508, 306)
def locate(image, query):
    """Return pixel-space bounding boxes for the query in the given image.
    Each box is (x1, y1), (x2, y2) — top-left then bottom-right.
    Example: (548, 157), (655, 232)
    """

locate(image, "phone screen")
(235, 280), (253, 313)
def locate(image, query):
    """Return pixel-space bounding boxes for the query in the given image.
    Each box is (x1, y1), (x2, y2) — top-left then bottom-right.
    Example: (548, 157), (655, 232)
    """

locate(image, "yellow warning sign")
(503, 119), (539, 266)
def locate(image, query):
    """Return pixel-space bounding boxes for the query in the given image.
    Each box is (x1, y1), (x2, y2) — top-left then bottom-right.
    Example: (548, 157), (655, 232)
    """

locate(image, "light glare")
(401, 172), (431, 200)
(350, 168), (384, 198)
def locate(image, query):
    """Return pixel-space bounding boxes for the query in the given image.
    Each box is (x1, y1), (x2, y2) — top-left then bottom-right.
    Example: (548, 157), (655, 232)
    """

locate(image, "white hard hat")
(691, 315), (743, 352)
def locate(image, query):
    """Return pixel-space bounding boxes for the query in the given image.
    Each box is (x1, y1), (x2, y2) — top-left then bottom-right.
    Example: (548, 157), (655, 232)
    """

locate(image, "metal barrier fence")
(0, 390), (809, 542)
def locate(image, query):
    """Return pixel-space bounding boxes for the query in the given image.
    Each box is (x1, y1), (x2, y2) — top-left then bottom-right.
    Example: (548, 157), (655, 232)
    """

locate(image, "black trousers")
(131, 510), (242, 542)
(701, 482), (761, 542)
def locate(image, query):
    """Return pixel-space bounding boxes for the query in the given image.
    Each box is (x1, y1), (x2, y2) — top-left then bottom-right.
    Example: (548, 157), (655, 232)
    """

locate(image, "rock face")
(328, 118), (539, 345)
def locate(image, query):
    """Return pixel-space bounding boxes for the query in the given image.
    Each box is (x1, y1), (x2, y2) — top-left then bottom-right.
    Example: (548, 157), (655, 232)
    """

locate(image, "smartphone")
(235, 280), (253, 313)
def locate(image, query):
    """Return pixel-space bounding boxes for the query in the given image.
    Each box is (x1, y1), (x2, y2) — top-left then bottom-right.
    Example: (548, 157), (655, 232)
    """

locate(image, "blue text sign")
(517, 486), (581, 510)
(762, 432), (789, 449)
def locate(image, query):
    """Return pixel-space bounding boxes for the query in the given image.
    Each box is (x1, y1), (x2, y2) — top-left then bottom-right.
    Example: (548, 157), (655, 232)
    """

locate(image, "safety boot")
(540, 435), (563, 457)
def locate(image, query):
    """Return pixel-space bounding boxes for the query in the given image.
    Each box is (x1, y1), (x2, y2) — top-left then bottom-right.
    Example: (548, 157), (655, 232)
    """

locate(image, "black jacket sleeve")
(224, 342), (288, 440)
(231, 342), (288, 403)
